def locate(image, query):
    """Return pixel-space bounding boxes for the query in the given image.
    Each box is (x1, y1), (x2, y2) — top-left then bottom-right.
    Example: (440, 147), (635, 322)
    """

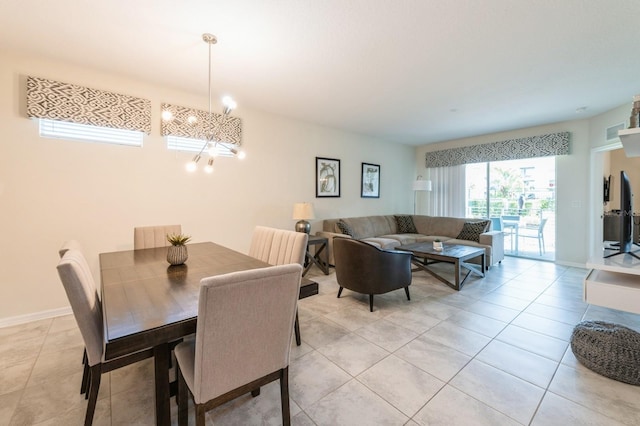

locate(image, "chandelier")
(162, 33), (245, 173)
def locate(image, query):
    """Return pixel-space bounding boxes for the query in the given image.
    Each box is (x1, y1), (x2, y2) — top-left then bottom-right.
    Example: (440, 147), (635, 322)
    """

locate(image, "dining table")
(99, 241), (311, 426)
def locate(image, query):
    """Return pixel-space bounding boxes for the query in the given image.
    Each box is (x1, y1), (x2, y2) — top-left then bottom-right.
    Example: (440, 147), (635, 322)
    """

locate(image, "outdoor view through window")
(465, 157), (555, 260)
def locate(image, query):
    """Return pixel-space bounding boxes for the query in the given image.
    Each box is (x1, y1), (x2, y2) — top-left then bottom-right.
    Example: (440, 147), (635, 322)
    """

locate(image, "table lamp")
(293, 202), (315, 233)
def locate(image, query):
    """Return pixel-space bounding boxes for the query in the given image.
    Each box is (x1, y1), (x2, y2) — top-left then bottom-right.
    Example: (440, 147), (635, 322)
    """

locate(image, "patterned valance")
(425, 132), (570, 168)
(26, 76), (151, 134)
(160, 103), (242, 146)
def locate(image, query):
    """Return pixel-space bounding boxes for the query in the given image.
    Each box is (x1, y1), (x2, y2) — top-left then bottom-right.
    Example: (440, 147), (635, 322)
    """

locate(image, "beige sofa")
(317, 214), (504, 267)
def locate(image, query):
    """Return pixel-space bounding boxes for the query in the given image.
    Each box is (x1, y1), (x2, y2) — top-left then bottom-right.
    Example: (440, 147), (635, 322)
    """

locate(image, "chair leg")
(294, 310), (301, 346)
(84, 364), (101, 426)
(195, 405), (207, 426)
(81, 348), (89, 395)
(404, 286), (411, 301)
(337, 287), (344, 298)
(177, 364), (188, 426)
(369, 294), (374, 312)
(280, 367), (291, 426)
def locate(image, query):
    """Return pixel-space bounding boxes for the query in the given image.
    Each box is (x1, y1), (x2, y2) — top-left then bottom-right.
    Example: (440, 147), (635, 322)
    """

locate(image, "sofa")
(317, 214), (504, 267)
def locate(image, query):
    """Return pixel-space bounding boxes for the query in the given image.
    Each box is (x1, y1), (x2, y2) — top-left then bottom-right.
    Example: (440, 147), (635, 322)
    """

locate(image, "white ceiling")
(2, 0), (640, 145)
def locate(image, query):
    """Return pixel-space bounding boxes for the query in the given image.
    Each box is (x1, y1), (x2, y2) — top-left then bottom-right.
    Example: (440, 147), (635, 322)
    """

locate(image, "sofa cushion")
(456, 220), (490, 242)
(342, 216), (395, 239)
(362, 237), (402, 250)
(380, 233), (421, 245)
(336, 220), (356, 237)
(394, 215), (418, 233)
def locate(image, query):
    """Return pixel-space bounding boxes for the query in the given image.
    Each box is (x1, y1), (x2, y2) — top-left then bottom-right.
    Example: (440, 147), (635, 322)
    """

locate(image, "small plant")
(167, 233), (191, 246)
(434, 239), (441, 243)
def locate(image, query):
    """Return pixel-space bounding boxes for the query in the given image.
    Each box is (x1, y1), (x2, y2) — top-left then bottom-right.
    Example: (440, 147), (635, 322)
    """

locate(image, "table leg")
(153, 343), (171, 426)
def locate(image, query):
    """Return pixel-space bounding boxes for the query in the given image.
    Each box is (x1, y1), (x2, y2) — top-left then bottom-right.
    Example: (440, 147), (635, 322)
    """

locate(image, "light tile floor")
(3, 258), (640, 425)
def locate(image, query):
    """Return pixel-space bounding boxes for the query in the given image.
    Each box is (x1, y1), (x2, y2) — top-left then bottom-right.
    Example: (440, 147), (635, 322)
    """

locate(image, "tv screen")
(605, 170), (639, 259)
(620, 170), (633, 253)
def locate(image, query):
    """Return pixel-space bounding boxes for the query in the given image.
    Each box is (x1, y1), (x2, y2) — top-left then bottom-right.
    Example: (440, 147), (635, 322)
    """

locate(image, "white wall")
(0, 50), (415, 323)
(414, 120), (591, 266)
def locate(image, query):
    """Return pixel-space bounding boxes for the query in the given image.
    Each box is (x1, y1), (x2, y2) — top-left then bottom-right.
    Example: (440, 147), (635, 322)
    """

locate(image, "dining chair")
(58, 240), (93, 397)
(57, 249), (153, 426)
(248, 226), (308, 345)
(133, 224), (182, 249)
(175, 264), (303, 426)
(519, 217), (548, 255)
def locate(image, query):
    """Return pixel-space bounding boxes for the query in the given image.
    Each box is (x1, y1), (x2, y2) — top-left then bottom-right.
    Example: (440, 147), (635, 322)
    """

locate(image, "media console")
(584, 247), (640, 315)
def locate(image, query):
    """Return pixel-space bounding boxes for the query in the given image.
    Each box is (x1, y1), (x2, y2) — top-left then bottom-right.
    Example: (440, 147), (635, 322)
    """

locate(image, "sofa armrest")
(479, 231), (504, 265)
(316, 231), (352, 266)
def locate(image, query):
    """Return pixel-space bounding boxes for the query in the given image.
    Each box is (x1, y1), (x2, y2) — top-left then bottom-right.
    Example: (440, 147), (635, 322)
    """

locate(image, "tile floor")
(2, 258), (640, 425)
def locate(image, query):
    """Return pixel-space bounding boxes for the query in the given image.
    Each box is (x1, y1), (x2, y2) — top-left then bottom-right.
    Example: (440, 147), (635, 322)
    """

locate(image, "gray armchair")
(334, 237), (413, 312)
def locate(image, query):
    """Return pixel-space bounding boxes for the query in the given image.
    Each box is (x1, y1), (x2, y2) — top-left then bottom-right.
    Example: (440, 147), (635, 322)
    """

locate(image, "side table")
(303, 235), (330, 276)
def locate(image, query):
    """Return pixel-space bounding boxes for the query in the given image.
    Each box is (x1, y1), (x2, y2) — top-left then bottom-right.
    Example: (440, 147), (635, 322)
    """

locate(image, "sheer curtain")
(426, 165), (466, 217)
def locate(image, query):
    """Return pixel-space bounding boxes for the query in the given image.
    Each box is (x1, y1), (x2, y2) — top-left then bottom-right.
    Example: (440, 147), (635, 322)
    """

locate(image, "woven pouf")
(570, 320), (640, 385)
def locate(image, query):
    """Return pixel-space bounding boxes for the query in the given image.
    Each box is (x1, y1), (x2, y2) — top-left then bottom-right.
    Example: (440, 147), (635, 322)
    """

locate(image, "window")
(166, 136), (234, 157)
(39, 119), (143, 147)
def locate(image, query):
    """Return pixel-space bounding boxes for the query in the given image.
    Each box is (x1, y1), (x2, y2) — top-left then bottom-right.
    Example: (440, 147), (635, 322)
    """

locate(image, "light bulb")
(186, 161), (197, 172)
(222, 96), (237, 115)
(187, 115), (197, 125)
(204, 158), (214, 173)
(161, 110), (173, 121)
(237, 150), (246, 159)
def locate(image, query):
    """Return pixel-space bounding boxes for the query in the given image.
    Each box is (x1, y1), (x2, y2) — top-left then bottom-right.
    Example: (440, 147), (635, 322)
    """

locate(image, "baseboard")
(555, 260), (588, 269)
(0, 306), (72, 329)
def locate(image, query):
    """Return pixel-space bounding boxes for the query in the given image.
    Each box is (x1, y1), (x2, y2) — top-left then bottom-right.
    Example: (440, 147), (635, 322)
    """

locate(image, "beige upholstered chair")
(58, 239), (84, 258)
(58, 240), (93, 397)
(248, 226), (308, 266)
(133, 224), (182, 249)
(249, 226), (308, 345)
(57, 249), (153, 426)
(334, 237), (412, 312)
(175, 264), (303, 426)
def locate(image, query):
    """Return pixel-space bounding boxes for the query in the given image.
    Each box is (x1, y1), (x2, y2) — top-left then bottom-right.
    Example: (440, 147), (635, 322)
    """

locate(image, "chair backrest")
(57, 249), (103, 367)
(248, 226), (308, 266)
(133, 224), (182, 249)
(58, 239), (84, 258)
(538, 218), (548, 233)
(193, 264), (302, 403)
(501, 215), (520, 222)
(333, 237), (412, 294)
(489, 217), (503, 231)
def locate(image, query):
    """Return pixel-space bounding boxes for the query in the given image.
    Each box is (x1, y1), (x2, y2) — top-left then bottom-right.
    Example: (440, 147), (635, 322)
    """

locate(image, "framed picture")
(361, 162), (380, 198)
(316, 157), (340, 197)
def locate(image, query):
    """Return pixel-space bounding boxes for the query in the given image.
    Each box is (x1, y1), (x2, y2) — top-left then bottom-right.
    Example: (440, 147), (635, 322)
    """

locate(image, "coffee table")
(397, 242), (485, 290)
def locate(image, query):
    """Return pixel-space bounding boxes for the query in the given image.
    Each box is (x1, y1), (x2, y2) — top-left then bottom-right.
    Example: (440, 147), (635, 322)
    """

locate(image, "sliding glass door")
(465, 157), (556, 260)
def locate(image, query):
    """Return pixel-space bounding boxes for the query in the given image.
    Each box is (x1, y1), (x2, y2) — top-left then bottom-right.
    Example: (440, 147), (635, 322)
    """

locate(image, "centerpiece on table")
(433, 239), (443, 251)
(166, 233), (191, 265)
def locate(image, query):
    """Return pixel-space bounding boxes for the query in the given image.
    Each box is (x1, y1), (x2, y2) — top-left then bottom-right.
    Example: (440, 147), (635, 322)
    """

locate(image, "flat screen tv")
(604, 170), (640, 259)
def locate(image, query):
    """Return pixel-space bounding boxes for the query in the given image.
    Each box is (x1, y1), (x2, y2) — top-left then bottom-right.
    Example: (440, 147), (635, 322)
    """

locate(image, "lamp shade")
(292, 202), (315, 220)
(412, 180), (432, 191)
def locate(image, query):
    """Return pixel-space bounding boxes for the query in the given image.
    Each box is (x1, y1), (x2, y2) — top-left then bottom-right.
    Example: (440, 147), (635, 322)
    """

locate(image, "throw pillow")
(336, 220), (355, 237)
(394, 215), (418, 234)
(456, 220), (490, 242)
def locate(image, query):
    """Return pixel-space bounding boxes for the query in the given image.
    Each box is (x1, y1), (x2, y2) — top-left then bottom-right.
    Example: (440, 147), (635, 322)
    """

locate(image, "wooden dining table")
(99, 241), (306, 426)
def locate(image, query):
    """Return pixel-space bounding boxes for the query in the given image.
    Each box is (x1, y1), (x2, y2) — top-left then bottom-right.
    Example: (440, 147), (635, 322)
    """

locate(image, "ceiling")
(2, 0), (640, 145)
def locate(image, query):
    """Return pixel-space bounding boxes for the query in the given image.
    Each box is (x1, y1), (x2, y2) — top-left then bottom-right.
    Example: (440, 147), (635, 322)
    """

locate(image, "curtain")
(427, 165), (466, 217)
(26, 76), (151, 134)
(425, 132), (569, 168)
